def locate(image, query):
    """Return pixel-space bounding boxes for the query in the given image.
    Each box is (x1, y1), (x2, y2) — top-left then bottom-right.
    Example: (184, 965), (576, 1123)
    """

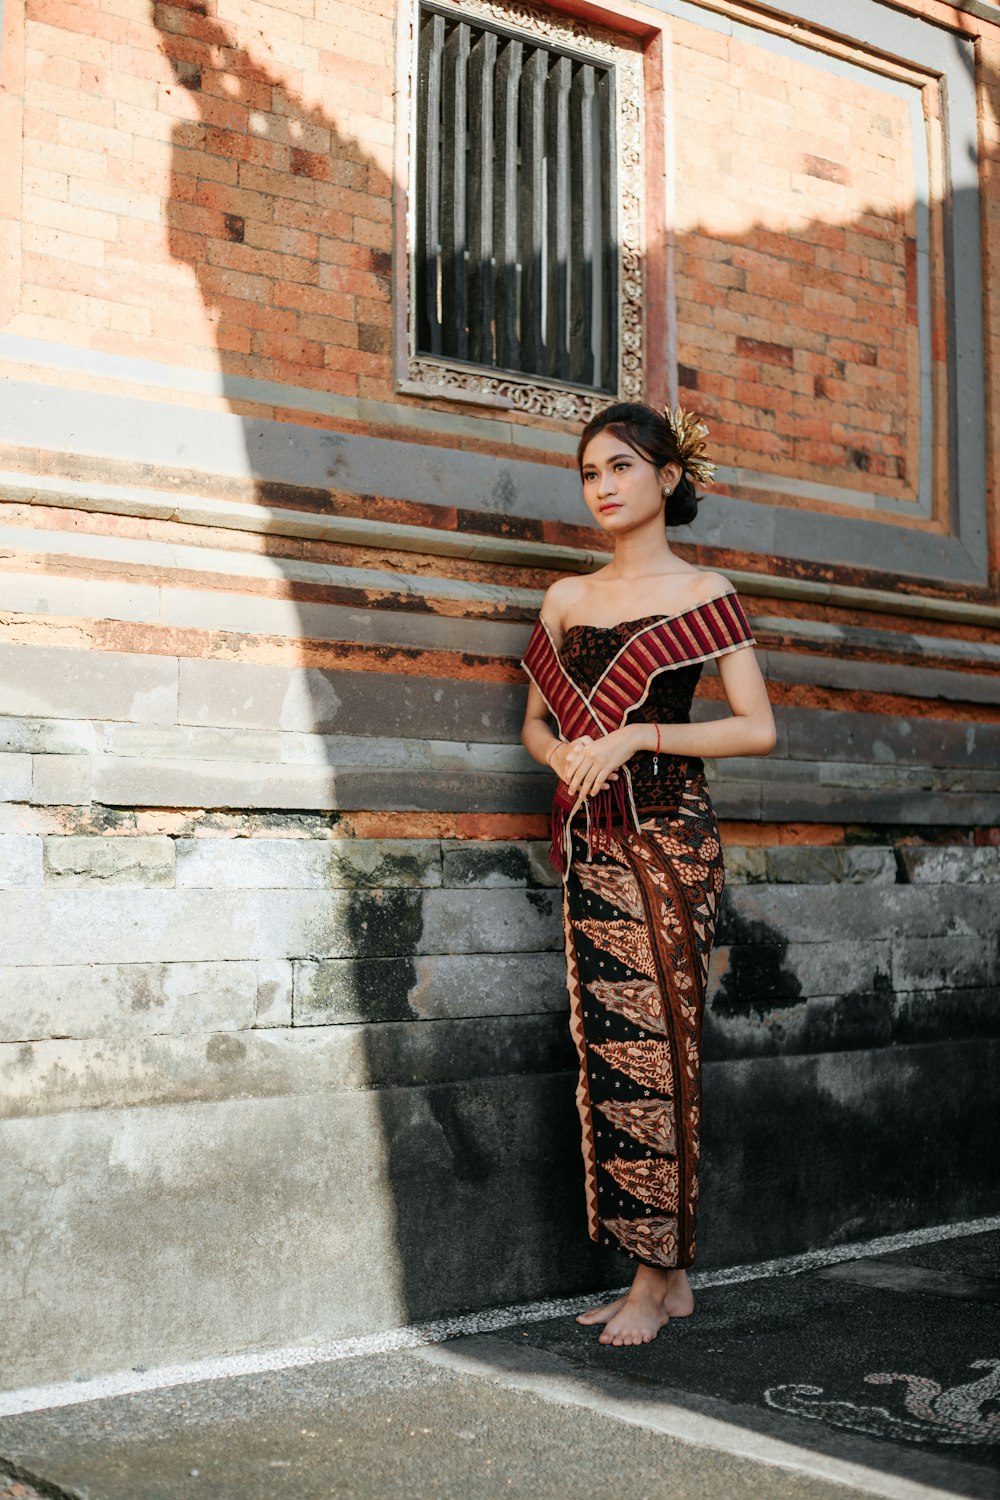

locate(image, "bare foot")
(575, 1293), (627, 1326)
(597, 1266), (694, 1347)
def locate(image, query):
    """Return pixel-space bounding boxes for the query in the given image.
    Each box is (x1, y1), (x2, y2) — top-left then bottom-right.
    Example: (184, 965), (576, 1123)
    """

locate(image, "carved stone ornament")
(405, 0), (645, 424)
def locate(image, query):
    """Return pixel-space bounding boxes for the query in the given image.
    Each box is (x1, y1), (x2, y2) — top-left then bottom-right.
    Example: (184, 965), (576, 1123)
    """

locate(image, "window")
(401, 0), (646, 421)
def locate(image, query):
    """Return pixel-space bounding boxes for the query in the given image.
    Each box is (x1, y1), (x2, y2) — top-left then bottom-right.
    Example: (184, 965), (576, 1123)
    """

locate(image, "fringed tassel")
(549, 768), (644, 879)
(550, 798), (568, 876)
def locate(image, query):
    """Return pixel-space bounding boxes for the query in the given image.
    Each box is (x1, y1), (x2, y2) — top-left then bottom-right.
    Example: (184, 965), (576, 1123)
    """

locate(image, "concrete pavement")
(1, 1223), (997, 1500)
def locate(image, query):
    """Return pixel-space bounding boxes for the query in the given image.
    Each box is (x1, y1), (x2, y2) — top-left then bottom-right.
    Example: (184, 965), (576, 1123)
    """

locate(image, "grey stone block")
(784, 705), (1000, 770)
(816, 762), (934, 791)
(30, 755), (93, 806)
(43, 835), (175, 887)
(101, 723), (284, 762)
(0, 834), (43, 888)
(93, 758), (549, 815)
(0, 643), (177, 723)
(408, 952), (567, 1019)
(766, 647), (1000, 707)
(717, 883), (998, 946)
(294, 951), (567, 1025)
(0, 715), (95, 754)
(442, 841), (554, 888)
(177, 659), (525, 742)
(891, 987), (1000, 1045)
(898, 846), (1000, 884)
(839, 848), (898, 883)
(255, 959), (293, 1028)
(93, 758), (339, 811)
(175, 837), (441, 890)
(705, 780), (762, 820)
(705, 989), (895, 1059)
(708, 938), (892, 1011)
(763, 846), (896, 884)
(758, 781), (998, 827)
(0, 1013), (569, 1117)
(0, 960), (256, 1042)
(525, 840), (561, 887)
(420, 888), (561, 954)
(891, 934), (1000, 991)
(764, 846), (845, 884)
(720, 846), (767, 884)
(0, 1093), (414, 1383)
(701, 1039), (1000, 1267)
(0, 1060), (594, 1387)
(0, 753), (32, 801)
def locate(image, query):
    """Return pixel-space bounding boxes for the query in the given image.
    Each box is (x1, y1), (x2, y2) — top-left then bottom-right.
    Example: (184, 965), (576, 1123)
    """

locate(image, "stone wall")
(1, 614), (998, 1387)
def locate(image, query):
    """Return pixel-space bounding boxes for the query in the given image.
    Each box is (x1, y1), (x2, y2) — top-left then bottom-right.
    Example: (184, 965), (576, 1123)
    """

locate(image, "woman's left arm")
(632, 645), (776, 760)
(566, 647), (775, 800)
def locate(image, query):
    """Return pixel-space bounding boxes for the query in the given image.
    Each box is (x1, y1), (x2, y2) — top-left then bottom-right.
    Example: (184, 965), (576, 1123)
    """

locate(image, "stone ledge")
(899, 846), (1000, 883)
(0, 1013), (573, 1118)
(0, 960), (257, 1043)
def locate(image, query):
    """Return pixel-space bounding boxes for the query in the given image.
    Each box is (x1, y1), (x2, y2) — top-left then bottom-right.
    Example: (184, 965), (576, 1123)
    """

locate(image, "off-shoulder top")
(558, 615), (705, 815)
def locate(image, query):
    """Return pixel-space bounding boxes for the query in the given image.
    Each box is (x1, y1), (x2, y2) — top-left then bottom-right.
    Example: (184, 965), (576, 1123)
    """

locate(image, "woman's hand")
(558, 727), (640, 800)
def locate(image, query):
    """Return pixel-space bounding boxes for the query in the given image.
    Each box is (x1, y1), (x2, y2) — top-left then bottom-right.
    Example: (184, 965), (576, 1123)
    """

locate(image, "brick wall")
(0, 0), (998, 1388)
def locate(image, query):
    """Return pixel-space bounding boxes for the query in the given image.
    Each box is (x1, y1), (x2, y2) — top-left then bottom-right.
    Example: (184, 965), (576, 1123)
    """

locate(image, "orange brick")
(206, 237), (318, 286)
(22, 164), (69, 200)
(325, 344), (383, 376)
(269, 280), (351, 317)
(22, 193), (118, 240)
(21, 107), (62, 144)
(243, 220), (317, 258)
(172, 143), (240, 186)
(251, 330), (323, 366)
(238, 161), (316, 204)
(350, 215), (390, 252)
(22, 221), (105, 266)
(7, 310), (92, 343)
(25, 16), (113, 66)
(24, 48), (81, 87)
(295, 311), (356, 346)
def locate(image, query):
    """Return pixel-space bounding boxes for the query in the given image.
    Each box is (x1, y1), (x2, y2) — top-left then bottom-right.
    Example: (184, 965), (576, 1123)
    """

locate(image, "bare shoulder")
(540, 574), (589, 629)
(672, 569), (736, 609)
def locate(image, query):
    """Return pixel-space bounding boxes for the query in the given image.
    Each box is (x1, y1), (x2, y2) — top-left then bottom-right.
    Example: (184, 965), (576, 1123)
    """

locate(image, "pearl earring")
(662, 485), (673, 497)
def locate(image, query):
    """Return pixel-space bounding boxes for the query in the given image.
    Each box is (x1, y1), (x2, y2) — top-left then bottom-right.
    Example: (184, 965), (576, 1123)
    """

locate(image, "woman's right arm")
(520, 580), (592, 782)
(521, 678), (562, 770)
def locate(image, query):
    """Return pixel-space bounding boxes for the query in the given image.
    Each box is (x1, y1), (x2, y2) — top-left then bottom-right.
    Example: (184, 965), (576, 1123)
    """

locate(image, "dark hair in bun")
(576, 401), (701, 527)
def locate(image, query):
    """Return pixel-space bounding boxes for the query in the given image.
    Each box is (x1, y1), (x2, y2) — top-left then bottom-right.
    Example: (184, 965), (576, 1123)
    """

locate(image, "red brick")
(734, 335), (794, 368)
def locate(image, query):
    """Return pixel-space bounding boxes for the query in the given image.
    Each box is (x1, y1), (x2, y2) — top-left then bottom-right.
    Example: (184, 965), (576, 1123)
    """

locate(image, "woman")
(520, 401), (776, 1348)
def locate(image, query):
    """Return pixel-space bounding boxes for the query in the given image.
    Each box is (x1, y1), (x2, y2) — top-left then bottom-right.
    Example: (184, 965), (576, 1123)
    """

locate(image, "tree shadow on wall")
(152, 5), (997, 1435)
(152, 0), (602, 1338)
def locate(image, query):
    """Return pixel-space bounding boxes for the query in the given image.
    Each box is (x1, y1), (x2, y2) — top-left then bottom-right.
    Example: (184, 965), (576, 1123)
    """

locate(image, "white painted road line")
(2, 1212), (998, 1418)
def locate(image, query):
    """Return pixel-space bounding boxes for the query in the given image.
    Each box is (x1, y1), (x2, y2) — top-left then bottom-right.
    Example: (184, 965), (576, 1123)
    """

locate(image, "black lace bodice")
(558, 615), (705, 814)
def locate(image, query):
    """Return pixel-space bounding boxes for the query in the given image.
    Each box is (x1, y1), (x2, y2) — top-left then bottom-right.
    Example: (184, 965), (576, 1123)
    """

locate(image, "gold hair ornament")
(663, 404), (717, 488)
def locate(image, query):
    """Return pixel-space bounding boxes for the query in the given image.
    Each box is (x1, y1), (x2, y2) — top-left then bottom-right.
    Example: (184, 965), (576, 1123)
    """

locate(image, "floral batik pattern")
(563, 773), (725, 1270)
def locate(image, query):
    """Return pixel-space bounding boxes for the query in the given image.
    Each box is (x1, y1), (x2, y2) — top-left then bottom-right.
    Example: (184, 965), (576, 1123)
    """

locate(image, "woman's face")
(579, 430), (680, 534)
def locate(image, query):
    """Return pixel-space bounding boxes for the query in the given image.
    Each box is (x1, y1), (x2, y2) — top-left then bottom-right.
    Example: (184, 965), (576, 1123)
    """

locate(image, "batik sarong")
(563, 774), (724, 1268)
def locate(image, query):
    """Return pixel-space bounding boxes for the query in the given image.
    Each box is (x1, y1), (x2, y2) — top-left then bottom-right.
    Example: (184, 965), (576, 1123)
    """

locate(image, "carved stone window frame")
(393, 0), (646, 423)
